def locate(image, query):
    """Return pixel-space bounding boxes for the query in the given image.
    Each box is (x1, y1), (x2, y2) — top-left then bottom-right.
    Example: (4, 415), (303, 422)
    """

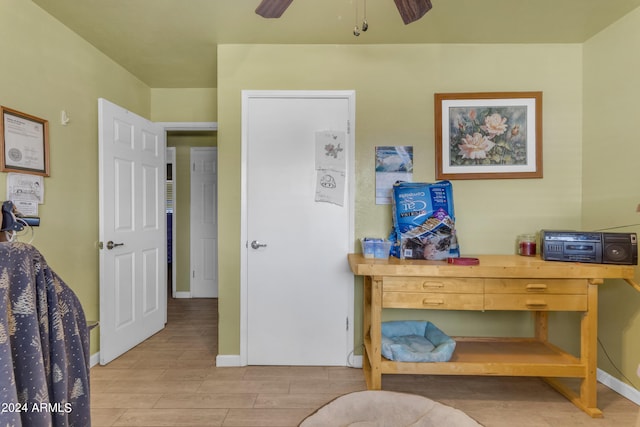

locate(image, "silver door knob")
(250, 240), (267, 249)
(106, 240), (124, 250)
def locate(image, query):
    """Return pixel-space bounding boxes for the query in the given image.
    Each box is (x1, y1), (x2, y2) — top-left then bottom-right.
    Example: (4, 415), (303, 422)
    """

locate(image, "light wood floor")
(90, 298), (640, 427)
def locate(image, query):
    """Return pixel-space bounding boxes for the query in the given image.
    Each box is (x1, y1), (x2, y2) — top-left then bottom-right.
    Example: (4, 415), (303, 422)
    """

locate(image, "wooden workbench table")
(348, 254), (636, 417)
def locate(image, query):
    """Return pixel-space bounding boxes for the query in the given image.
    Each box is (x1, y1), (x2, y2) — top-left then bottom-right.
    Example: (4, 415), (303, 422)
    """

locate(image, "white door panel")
(191, 147), (218, 298)
(242, 91), (355, 366)
(99, 98), (166, 364)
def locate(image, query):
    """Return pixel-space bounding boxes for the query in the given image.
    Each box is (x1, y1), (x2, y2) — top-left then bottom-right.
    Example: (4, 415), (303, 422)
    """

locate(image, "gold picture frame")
(0, 106), (50, 176)
(435, 92), (542, 180)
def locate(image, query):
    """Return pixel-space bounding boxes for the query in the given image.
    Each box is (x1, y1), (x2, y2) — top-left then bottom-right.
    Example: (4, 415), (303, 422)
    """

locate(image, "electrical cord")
(597, 337), (639, 389)
(595, 223), (640, 231)
(14, 218), (34, 244)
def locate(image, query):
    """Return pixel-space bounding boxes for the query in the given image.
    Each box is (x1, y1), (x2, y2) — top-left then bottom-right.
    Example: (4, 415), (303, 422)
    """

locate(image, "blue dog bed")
(381, 321), (456, 362)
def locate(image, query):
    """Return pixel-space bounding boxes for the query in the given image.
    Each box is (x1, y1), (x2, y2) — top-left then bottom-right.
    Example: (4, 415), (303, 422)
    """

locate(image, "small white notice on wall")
(314, 130), (346, 206)
(7, 172), (43, 215)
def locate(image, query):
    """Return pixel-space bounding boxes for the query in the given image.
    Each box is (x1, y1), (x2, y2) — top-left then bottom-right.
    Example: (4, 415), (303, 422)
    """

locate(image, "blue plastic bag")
(389, 181), (460, 260)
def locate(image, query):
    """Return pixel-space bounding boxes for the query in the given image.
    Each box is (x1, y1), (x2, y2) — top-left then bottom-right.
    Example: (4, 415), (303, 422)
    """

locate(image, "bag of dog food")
(389, 181), (460, 260)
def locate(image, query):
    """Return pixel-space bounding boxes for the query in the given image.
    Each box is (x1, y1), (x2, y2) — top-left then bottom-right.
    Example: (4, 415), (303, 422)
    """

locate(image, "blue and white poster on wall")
(375, 146), (413, 204)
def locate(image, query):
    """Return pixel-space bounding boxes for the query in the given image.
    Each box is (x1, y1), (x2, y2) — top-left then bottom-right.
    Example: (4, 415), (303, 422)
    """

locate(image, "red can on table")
(518, 234), (537, 256)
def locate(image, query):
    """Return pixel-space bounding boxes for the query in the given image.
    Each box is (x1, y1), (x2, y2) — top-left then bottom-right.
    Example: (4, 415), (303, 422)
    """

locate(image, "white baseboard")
(349, 355), (363, 369)
(597, 368), (640, 405)
(174, 291), (192, 299)
(215, 354), (363, 369)
(90, 352), (100, 368)
(216, 354), (243, 367)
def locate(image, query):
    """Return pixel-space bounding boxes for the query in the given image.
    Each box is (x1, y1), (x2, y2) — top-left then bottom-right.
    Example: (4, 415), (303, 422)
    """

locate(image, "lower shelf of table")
(364, 337), (586, 378)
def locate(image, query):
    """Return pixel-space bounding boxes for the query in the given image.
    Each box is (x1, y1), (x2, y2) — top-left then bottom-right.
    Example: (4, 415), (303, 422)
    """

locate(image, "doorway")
(161, 123), (218, 300)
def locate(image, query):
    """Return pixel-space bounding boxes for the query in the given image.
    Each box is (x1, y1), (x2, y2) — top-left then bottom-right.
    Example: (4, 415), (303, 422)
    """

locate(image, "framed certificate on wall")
(0, 106), (50, 176)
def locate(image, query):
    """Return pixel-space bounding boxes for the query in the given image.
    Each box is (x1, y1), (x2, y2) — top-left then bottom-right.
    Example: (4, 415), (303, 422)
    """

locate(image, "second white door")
(243, 90), (355, 366)
(191, 147), (218, 298)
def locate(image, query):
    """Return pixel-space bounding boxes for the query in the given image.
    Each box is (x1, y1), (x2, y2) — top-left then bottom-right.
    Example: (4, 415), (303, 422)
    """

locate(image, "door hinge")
(347, 120), (351, 134)
(346, 317), (349, 331)
(192, 270), (195, 278)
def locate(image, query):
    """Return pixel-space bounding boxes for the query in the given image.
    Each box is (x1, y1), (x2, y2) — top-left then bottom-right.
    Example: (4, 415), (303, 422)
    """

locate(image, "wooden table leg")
(579, 281), (601, 416)
(534, 311), (548, 342)
(543, 280), (603, 418)
(364, 276), (383, 390)
(362, 276), (373, 388)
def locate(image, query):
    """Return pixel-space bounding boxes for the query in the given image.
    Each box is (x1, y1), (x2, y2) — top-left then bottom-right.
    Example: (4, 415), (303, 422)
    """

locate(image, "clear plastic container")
(361, 238), (378, 258)
(373, 241), (392, 259)
(518, 234), (537, 256)
(361, 238), (391, 259)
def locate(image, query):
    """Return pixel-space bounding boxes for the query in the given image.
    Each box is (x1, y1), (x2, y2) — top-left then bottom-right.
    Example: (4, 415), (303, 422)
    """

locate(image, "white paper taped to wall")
(7, 173), (43, 215)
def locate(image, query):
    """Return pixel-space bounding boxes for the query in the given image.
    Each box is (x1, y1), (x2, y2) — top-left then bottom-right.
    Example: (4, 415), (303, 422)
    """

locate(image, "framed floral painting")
(434, 92), (542, 180)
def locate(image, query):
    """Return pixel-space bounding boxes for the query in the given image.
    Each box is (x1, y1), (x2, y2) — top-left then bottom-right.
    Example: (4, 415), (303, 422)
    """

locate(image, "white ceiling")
(31, 0), (640, 88)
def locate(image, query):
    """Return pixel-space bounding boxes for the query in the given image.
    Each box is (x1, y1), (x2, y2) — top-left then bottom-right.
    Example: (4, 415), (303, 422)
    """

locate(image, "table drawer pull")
(526, 284), (548, 292)
(422, 298), (445, 306)
(525, 300), (548, 308)
(422, 281), (445, 289)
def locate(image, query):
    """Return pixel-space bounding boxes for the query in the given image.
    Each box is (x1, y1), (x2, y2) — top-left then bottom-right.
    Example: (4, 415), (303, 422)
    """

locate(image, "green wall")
(583, 7), (640, 388)
(0, 0), (151, 355)
(150, 88), (217, 122)
(217, 43), (584, 356)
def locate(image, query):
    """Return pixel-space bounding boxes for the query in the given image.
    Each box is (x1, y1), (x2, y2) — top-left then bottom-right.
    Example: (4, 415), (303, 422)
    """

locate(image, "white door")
(98, 98), (167, 365)
(190, 147), (218, 298)
(242, 90), (355, 366)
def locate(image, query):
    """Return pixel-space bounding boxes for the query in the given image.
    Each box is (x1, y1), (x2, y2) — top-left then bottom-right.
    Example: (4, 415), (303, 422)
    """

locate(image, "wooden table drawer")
(484, 279), (588, 295)
(383, 277), (484, 293)
(484, 294), (587, 311)
(383, 292), (484, 310)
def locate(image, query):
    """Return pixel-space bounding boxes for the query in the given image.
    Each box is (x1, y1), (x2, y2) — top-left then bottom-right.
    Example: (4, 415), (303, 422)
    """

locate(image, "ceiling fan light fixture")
(394, 0), (433, 25)
(255, 0), (433, 30)
(255, 0), (294, 18)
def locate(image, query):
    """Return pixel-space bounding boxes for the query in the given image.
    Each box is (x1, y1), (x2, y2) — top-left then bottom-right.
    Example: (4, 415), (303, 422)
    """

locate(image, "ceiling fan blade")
(255, 0), (294, 18)
(394, 0), (433, 25)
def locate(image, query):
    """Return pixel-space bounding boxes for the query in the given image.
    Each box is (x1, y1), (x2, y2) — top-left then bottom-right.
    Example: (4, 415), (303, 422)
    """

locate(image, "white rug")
(299, 390), (483, 427)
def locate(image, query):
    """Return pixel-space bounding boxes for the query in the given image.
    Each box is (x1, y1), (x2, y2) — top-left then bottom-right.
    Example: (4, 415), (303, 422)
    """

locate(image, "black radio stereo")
(540, 230), (638, 265)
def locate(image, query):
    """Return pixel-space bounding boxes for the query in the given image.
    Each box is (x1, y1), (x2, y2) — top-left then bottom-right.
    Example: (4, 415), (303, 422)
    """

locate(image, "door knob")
(250, 240), (267, 249)
(106, 240), (124, 250)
